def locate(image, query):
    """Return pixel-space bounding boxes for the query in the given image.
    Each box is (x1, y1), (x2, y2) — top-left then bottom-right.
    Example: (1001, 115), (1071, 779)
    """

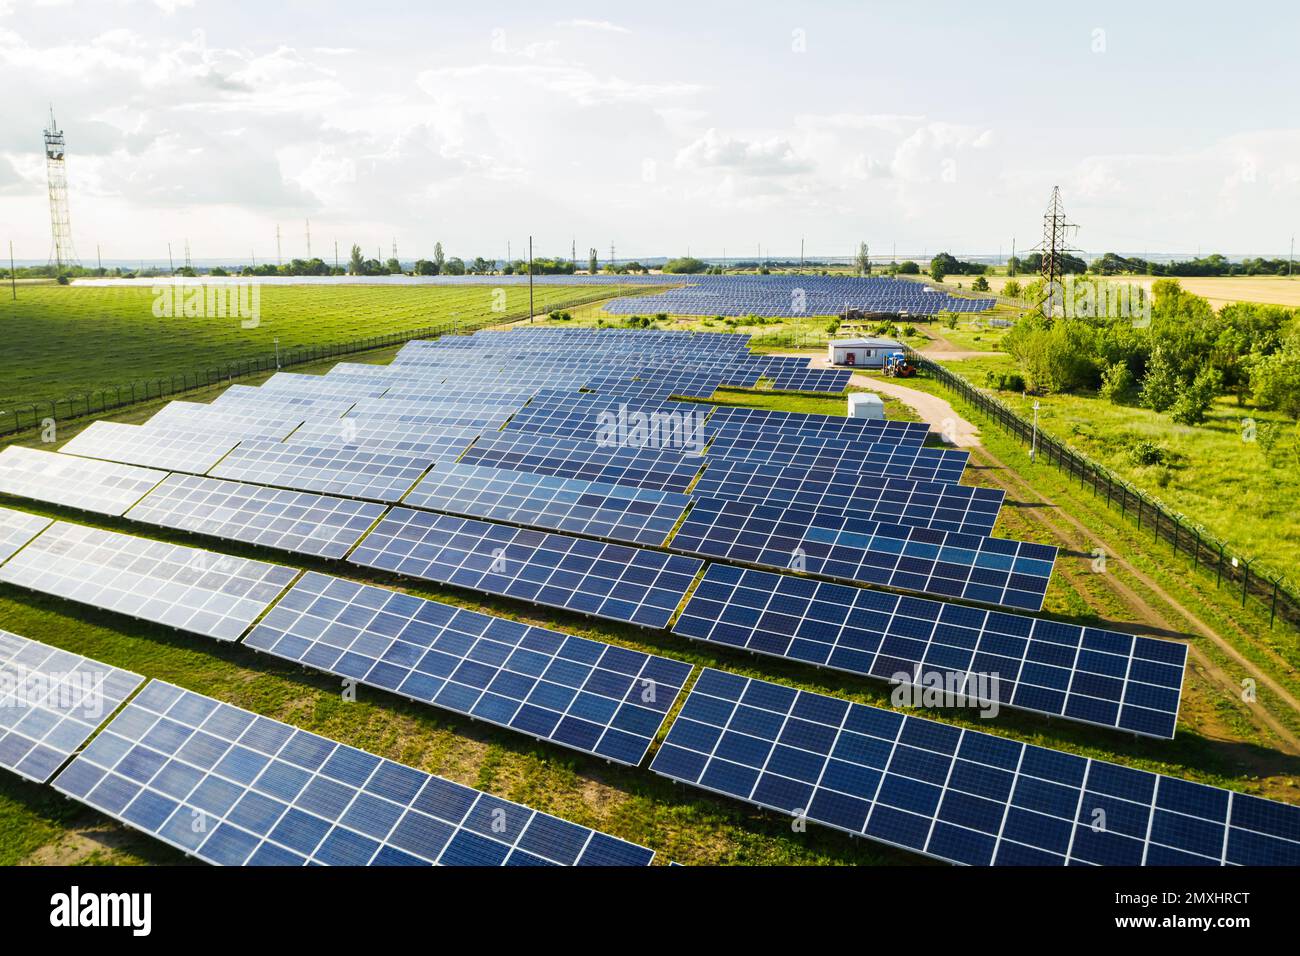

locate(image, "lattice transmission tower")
(1032, 185), (1081, 316)
(44, 106), (79, 269)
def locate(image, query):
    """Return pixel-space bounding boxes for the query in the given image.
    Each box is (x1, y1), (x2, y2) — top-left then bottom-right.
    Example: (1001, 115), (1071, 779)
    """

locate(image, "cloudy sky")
(2, 0), (1297, 263)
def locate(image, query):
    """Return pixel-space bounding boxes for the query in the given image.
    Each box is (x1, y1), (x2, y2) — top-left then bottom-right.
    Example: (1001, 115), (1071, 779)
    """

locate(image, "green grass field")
(0, 283), (635, 411)
(913, 352), (1300, 583)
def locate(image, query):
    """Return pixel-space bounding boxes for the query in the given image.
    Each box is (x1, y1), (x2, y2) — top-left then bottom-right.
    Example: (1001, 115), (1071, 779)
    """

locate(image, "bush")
(1128, 441), (1167, 466)
(984, 371), (1026, 392)
(1003, 279), (1022, 298)
(901, 325), (916, 336)
(971, 276), (989, 291)
(1098, 361), (1133, 403)
(1170, 368), (1222, 425)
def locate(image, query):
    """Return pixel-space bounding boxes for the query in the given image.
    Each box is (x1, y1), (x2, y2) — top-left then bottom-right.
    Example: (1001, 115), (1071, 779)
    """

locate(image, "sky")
(1, 0), (1298, 264)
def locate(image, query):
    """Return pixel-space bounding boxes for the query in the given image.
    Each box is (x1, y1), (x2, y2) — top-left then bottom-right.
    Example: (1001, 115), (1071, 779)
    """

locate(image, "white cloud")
(675, 128), (812, 176)
(557, 19), (630, 34)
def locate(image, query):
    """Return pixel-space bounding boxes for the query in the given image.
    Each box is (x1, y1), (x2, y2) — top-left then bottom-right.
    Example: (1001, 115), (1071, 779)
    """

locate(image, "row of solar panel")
(0, 629), (657, 865)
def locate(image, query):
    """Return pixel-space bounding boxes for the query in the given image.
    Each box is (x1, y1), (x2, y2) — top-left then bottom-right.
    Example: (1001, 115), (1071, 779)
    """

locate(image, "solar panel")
(59, 421), (238, 474)
(210, 385), (355, 420)
(403, 461), (692, 546)
(210, 439), (432, 502)
(349, 509), (702, 629)
(676, 497), (1056, 611)
(341, 405), (519, 431)
(0, 522), (298, 641)
(126, 474), (387, 560)
(706, 433), (969, 484)
(673, 565), (1184, 738)
(0, 445), (167, 517)
(0, 629), (144, 783)
(705, 406), (929, 447)
(693, 458), (1005, 536)
(257, 372), (390, 400)
(462, 432), (704, 493)
(0, 505), (53, 563)
(502, 400), (707, 445)
(53, 680), (657, 865)
(145, 402), (304, 441)
(286, 419), (483, 462)
(651, 669), (1300, 866)
(245, 572), (691, 764)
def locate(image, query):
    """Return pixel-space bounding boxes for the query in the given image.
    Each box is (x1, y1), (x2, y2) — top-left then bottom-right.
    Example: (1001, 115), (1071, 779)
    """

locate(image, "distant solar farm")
(1, 327), (1296, 867)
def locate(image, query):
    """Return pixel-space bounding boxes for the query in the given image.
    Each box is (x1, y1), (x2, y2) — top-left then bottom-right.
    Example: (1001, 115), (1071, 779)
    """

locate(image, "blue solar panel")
(349, 509), (703, 629)
(54, 680), (657, 865)
(0, 629), (144, 783)
(705, 405), (929, 446)
(693, 458), (1005, 536)
(403, 461), (692, 546)
(673, 565), (1184, 738)
(245, 572), (691, 764)
(461, 432), (705, 493)
(651, 669), (1299, 865)
(670, 497), (1057, 611)
(706, 432), (969, 484)
(210, 439), (436, 502)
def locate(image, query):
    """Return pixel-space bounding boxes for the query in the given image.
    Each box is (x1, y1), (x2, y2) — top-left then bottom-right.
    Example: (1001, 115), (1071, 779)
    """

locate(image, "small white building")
(827, 337), (904, 368)
(848, 392), (885, 420)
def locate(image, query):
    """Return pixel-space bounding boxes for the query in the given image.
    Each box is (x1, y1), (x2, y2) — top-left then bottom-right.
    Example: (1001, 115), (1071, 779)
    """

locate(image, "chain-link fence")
(908, 349), (1299, 633)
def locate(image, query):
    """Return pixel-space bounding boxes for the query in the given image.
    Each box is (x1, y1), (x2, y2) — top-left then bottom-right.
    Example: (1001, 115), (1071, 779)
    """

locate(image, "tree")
(414, 258), (438, 276)
(930, 259), (947, 282)
(385, 257), (401, 274)
(588, 248), (598, 274)
(1139, 346), (1180, 412)
(1099, 361), (1133, 403)
(1006, 255), (1020, 277)
(663, 256), (707, 274)
(1251, 342), (1300, 419)
(348, 244), (364, 276)
(443, 256), (465, 276)
(971, 276), (990, 292)
(1003, 279), (1021, 299)
(896, 260), (920, 275)
(433, 242), (446, 273)
(1171, 368), (1223, 425)
(854, 242), (871, 276)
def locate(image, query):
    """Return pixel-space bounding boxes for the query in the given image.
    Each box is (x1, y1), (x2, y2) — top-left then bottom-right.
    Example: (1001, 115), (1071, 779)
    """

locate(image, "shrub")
(1139, 346), (1179, 412)
(971, 276), (990, 292)
(1170, 368), (1223, 425)
(1098, 361), (1133, 403)
(1128, 440), (1166, 466)
(1003, 279), (1022, 298)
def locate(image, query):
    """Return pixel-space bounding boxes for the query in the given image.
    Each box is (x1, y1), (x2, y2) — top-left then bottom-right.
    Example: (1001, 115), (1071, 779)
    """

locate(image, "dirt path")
(917, 329), (1004, 361)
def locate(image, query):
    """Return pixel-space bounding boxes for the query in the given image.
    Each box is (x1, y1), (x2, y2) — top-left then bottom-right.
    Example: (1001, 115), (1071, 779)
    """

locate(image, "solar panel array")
(652, 670), (1300, 865)
(671, 497), (1057, 611)
(0, 446), (166, 516)
(145, 402), (304, 441)
(705, 405), (930, 446)
(53, 680), (656, 865)
(349, 509), (702, 629)
(706, 431), (970, 483)
(462, 431), (704, 493)
(126, 474), (387, 560)
(59, 421), (238, 473)
(673, 565), (1184, 738)
(0, 505), (53, 563)
(210, 439), (432, 502)
(245, 572), (691, 764)
(0, 522), (298, 641)
(0, 629), (144, 783)
(597, 274), (995, 317)
(404, 461), (692, 546)
(210, 385), (356, 420)
(285, 419), (482, 463)
(693, 459), (1005, 536)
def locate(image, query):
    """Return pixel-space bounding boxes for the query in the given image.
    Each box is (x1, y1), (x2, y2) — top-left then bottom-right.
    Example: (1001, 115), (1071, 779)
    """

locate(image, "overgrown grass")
(924, 359), (1300, 581)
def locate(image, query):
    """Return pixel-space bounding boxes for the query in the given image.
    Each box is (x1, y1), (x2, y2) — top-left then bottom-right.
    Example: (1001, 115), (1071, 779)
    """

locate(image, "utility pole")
(1289, 235), (1294, 279)
(610, 241), (615, 268)
(334, 240), (339, 274)
(571, 238), (576, 266)
(96, 244), (102, 274)
(167, 242), (174, 274)
(275, 225), (282, 267)
(528, 235), (534, 323)
(800, 237), (804, 271)
(305, 219), (312, 259)
(1030, 400), (1040, 462)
